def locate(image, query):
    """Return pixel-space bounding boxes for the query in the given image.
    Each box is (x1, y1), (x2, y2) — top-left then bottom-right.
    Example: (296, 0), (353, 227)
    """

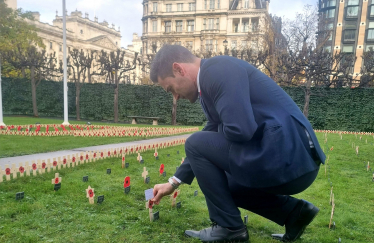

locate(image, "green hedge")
(2, 78), (374, 131)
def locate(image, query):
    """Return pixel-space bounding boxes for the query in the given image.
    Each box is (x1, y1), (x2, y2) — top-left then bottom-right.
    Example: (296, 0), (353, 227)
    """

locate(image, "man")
(151, 45), (325, 243)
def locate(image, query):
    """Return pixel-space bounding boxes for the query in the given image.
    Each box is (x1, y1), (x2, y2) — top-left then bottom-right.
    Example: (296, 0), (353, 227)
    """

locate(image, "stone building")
(4, 0), (142, 84)
(141, 0), (271, 56)
(318, 0), (374, 78)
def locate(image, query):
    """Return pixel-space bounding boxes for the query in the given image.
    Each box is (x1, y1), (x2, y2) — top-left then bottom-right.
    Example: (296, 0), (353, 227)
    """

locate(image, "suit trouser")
(185, 131), (319, 228)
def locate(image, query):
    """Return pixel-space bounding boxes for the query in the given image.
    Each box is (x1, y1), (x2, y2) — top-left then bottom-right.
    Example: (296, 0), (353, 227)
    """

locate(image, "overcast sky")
(18, 0), (317, 48)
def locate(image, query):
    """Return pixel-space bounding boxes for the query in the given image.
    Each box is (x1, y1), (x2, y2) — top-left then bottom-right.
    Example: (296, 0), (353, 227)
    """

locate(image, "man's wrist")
(168, 177), (179, 189)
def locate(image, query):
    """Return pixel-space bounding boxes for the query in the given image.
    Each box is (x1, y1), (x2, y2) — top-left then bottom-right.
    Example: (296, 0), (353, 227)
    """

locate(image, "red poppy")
(101, 152), (104, 157)
(94, 153), (97, 158)
(53, 161), (57, 167)
(80, 156), (83, 161)
(55, 178), (59, 184)
(122, 156), (125, 162)
(19, 166), (25, 173)
(114, 150), (117, 155)
(5, 168), (11, 175)
(120, 149), (123, 154)
(88, 189), (94, 198)
(159, 164), (164, 174)
(63, 159), (67, 164)
(108, 151), (111, 156)
(124, 176), (130, 188)
(173, 191), (178, 198)
(86, 154), (89, 160)
(149, 200), (154, 209)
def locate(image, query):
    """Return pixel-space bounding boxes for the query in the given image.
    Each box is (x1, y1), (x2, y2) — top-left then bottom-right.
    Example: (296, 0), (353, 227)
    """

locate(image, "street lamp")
(223, 39), (228, 55)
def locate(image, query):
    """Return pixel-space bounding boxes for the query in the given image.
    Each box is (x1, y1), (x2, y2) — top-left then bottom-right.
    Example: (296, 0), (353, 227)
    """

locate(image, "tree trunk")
(88, 67), (91, 83)
(21, 67), (26, 78)
(30, 66), (38, 117)
(172, 96), (177, 125)
(303, 79), (311, 118)
(114, 72), (119, 123)
(76, 68), (81, 120)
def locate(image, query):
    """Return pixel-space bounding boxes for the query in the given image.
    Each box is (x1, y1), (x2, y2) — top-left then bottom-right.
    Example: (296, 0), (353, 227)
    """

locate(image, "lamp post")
(62, 0), (69, 125)
(0, 58), (5, 126)
(223, 39), (228, 55)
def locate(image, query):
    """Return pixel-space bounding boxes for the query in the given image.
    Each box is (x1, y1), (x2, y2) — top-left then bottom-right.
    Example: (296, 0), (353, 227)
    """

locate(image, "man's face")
(157, 64), (199, 103)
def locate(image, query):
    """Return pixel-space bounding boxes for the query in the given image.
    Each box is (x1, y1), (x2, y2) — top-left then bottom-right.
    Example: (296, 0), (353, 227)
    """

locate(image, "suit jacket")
(175, 56), (326, 188)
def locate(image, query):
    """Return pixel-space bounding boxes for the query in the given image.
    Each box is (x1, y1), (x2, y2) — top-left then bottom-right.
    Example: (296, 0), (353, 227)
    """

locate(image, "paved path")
(0, 134), (191, 168)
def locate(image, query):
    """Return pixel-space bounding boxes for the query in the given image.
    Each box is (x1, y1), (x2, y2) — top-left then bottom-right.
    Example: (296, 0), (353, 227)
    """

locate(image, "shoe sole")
(273, 205), (320, 242)
(184, 232), (249, 243)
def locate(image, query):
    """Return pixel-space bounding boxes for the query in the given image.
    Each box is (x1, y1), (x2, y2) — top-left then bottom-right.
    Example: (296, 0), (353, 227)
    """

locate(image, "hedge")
(2, 78), (374, 131)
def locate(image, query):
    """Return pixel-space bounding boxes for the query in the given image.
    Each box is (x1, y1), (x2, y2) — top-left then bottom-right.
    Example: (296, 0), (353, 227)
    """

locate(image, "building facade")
(4, 0), (142, 84)
(318, 0), (374, 76)
(141, 0), (270, 56)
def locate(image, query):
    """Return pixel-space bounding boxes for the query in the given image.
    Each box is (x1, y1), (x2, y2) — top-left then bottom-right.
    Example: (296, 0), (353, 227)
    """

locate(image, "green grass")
(1, 133), (374, 242)
(0, 116), (202, 158)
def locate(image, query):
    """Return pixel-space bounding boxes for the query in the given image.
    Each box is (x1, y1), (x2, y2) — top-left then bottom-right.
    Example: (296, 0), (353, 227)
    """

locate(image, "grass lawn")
(0, 116), (202, 158)
(0, 133), (374, 242)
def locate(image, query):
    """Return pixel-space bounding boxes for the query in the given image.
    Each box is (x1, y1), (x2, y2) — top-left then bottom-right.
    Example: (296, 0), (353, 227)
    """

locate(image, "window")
(345, 21), (357, 29)
(243, 21), (249, 32)
(50, 42), (53, 49)
(217, 0), (220, 9)
(324, 46), (332, 52)
(186, 41), (193, 50)
(205, 0), (207, 10)
(346, 6), (359, 18)
(231, 40), (237, 49)
(177, 3), (183, 11)
(328, 33), (333, 41)
(189, 3), (196, 11)
(216, 18), (219, 30)
(370, 5), (374, 17)
(244, 0), (249, 8)
(241, 40), (247, 47)
(153, 2), (158, 12)
(210, 0), (215, 9)
(165, 21), (171, 32)
(176, 20), (183, 32)
(366, 44), (374, 51)
(342, 45), (354, 52)
(347, 0), (359, 5)
(166, 4), (172, 12)
(153, 20), (157, 32)
(203, 18), (206, 30)
(175, 41), (181, 45)
(369, 22), (374, 28)
(344, 29), (356, 41)
(187, 20), (195, 31)
(325, 9), (335, 18)
(208, 18), (214, 30)
(80, 29), (83, 34)
(59, 45), (62, 52)
(327, 23), (334, 30)
(368, 29), (374, 41)
(322, 0), (336, 8)
(206, 39), (213, 51)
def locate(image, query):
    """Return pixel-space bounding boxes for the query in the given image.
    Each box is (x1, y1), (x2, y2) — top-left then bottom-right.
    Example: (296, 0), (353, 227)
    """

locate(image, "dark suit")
(175, 56), (325, 227)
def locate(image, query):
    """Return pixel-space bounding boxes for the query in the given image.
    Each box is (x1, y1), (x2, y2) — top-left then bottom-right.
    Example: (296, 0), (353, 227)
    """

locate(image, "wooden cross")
(52, 173), (62, 185)
(11, 164), (17, 179)
(367, 161), (370, 172)
(80, 152), (84, 164)
(329, 203), (335, 229)
(86, 186), (95, 204)
(181, 157), (185, 164)
(18, 162), (25, 177)
(0, 165), (4, 183)
(137, 153), (141, 162)
(154, 148), (158, 158)
(31, 161), (38, 176)
(25, 162), (31, 176)
(71, 154), (76, 168)
(57, 157), (62, 170)
(4, 164), (11, 181)
(142, 167), (148, 183)
(46, 159), (52, 173)
(356, 146), (359, 155)
(122, 154), (126, 168)
(329, 187), (333, 205)
(171, 190), (180, 207)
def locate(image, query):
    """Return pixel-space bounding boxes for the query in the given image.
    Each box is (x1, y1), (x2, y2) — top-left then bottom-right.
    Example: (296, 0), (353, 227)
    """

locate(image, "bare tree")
(4, 45), (57, 117)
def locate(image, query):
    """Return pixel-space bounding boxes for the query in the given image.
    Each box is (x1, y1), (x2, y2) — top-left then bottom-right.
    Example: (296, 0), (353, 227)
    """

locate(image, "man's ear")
(172, 63), (185, 76)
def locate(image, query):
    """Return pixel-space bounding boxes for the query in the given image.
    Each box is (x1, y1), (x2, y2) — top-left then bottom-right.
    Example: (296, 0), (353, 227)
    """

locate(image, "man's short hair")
(150, 44), (196, 83)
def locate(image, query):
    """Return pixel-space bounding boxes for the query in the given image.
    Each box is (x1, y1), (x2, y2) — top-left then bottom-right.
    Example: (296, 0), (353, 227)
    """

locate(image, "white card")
(145, 188), (154, 201)
(140, 156), (143, 160)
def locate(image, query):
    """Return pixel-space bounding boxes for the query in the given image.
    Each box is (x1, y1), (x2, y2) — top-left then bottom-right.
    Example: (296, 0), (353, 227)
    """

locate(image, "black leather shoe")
(185, 222), (249, 242)
(272, 200), (319, 242)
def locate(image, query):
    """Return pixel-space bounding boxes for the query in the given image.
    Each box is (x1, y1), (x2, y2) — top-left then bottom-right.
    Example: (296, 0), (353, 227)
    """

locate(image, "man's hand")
(152, 182), (175, 205)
